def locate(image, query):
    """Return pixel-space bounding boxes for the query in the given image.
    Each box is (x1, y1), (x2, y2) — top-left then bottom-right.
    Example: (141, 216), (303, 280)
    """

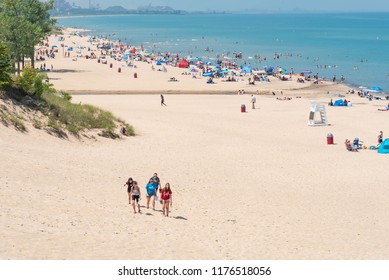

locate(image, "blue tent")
(334, 99), (344, 106)
(67, 47), (73, 51)
(156, 60), (162, 65)
(242, 66), (251, 74)
(378, 139), (389, 154)
(264, 66), (274, 74)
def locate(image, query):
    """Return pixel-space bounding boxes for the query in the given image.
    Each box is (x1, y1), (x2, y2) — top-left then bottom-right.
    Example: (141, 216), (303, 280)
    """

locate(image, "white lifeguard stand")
(308, 102), (328, 126)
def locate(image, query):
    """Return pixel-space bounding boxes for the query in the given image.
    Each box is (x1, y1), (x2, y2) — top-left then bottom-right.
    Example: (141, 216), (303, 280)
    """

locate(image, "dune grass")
(40, 91), (135, 137)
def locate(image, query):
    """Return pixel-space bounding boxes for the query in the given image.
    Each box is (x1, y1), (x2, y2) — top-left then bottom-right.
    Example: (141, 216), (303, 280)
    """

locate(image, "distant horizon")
(65, 0), (389, 13)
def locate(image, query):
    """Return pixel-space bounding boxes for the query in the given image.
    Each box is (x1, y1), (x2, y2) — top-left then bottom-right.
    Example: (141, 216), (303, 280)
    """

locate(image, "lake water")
(57, 13), (389, 92)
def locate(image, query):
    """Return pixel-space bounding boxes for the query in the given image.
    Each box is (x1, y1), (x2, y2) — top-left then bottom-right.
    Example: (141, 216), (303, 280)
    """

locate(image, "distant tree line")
(0, 0), (55, 79)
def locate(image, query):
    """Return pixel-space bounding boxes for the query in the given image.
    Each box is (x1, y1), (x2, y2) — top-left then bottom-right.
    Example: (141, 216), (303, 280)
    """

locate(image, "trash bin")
(97, 59), (100, 63)
(327, 133), (334, 144)
(118, 67), (121, 73)
(109, 63), (113, 68)
(241, 104), (246, 113)
(134, 73), (137, 78)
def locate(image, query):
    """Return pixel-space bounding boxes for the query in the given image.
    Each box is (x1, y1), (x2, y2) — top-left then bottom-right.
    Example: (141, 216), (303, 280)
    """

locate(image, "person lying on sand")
(378, 103), (389, 111)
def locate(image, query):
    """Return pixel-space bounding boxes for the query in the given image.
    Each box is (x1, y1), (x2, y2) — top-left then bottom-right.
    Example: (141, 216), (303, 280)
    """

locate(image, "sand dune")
(1, 92), (388, 259)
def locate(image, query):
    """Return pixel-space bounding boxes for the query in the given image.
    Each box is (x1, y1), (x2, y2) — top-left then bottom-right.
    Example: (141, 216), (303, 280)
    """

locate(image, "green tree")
(0, 43), (12, 86)
(0, 0), (55, 73)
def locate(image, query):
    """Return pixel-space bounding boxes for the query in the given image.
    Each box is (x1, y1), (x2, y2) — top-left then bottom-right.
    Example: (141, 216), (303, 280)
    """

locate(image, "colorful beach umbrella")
(302, 70), (312, 74)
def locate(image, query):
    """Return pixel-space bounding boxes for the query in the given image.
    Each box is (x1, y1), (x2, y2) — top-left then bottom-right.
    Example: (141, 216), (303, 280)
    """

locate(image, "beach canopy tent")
(252, 70), (266, 75)
(334, 99), (345, 106)
(378, 139), (389, 154)
(178, 59), (189, 68)
(67, 47), (73, 51)
(241, 66), (251, 74)
(264, 66), (274, 74)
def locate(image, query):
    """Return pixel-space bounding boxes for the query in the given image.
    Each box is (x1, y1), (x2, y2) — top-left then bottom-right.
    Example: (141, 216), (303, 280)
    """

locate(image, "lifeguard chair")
(308, 102), (328, 126)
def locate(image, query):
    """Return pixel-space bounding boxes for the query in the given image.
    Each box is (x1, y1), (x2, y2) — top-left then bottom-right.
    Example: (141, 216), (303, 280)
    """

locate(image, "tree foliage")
(0, 43), (12, 86)
(0, 0), (55, 73)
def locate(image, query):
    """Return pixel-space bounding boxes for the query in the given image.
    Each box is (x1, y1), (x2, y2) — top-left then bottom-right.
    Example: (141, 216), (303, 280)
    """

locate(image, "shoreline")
(36, 28), (360, 97)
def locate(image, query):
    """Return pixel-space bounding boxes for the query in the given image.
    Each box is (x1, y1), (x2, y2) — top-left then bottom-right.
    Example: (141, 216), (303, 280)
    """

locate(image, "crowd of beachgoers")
(35, 30), (352, 89)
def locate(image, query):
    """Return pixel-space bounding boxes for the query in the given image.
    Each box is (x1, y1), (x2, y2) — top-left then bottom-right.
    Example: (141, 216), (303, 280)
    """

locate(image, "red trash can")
(134, 73), (137, 78)
(241, 104), (246, 113)
(98, 59), (100, 63)
(118, 67), (121, 73)
(109, 63), (113, 68)
(327, 133), (334, 144)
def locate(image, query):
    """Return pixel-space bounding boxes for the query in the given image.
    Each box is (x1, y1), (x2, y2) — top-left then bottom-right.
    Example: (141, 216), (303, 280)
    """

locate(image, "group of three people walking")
(124, 173), (172, 216)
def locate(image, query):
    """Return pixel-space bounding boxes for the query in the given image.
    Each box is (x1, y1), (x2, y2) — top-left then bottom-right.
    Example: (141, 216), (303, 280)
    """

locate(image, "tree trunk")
(30, 50), (35, 69)
(22, 56), (25, 69)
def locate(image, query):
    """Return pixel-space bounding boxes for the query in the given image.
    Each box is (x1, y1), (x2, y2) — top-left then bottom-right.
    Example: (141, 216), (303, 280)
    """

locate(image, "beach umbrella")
(221, 69), (229, 74)
(276, 67), (287, 73)
(206, 61), (212, 65)
(302, 70), (312, 74)
(370, 86), (383, 91)
(202, 72), (213, 77)
(67, 47), (73, 51)
(51, 45), (58, 49)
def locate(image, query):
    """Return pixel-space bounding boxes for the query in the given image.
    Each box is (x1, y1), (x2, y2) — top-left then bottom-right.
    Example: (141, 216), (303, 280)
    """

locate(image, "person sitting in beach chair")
(353, 138), (363, 149)
(345, 139), (358, 152)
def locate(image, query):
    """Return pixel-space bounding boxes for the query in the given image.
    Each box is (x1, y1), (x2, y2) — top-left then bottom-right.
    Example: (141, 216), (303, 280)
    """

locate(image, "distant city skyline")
(67, 0), (389, 12)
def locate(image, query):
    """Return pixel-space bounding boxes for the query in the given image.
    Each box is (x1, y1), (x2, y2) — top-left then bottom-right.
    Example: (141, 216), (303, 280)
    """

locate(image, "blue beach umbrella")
(202, 72), (213, 77)
(370, 86), (383, 91)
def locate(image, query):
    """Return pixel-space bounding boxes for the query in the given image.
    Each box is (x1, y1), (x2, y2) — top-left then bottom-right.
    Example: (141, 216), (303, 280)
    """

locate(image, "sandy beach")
(35, 28), (352, 95)
(1, 28), (389, 260)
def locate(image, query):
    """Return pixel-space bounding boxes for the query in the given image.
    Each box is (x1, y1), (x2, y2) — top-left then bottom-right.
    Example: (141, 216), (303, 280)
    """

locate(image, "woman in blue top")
(145, 178), (157, 210)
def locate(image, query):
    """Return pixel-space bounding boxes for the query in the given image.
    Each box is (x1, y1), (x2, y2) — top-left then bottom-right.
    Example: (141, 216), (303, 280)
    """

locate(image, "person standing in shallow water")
(161, 94), (167, 106)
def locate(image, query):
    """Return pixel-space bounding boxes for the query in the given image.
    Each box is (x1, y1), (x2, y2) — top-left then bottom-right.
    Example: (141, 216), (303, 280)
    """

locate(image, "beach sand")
(1, 28), (389, 260)
(37, 28), (345, 95)
(1, 92), (389, 259)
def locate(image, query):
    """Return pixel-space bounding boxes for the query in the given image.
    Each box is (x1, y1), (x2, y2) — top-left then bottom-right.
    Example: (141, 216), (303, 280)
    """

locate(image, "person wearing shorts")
(161, 183), (172, 217)
(130, 181), (141, 214)
(145, 178), (157, 210)
(150, 173), (161, 192)
(123, 177), (133, 204)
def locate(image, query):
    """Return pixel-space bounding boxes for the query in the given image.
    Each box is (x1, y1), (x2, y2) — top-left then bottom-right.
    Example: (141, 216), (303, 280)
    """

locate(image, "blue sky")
(72, 0), (389, 12)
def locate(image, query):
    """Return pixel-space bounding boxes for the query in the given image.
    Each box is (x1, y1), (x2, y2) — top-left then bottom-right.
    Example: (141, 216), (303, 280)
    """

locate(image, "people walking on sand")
(150, 173), (161, 192)
(124, 177), (133, 204)
(145, 178), (158, 210)
(161, 94), (167, 106)
(251, 94), (256, 109)
(161, 183), (172, 217)
(332, 75), (336, 83)
(378, 131), (383, 147)
(130, 181), (141, 214)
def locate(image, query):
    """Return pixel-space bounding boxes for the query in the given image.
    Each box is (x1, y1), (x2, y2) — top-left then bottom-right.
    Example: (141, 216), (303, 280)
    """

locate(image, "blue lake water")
(57, 13), (389, 92)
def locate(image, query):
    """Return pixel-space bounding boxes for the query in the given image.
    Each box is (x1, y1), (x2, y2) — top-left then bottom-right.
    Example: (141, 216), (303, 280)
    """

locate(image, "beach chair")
(353, 138), (363, 149)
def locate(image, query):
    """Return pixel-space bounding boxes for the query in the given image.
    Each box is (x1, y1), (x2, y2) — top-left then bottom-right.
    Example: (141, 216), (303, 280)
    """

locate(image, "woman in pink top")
(161, 183), (172, 217)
